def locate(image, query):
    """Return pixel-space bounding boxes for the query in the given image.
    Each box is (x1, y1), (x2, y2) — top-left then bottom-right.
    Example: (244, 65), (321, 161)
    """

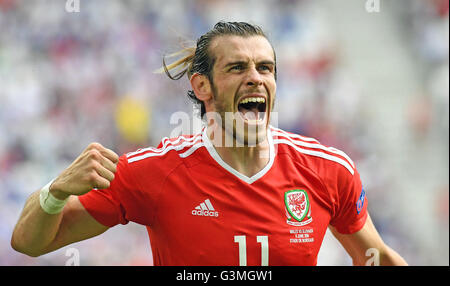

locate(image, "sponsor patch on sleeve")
(356, 187), (366, 215)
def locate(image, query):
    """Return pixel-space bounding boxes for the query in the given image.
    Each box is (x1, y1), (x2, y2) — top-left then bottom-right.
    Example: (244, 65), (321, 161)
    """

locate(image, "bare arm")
(329, 214), (408, 266)
(11, 194), (108, 257)
(11, 143), (119, 257)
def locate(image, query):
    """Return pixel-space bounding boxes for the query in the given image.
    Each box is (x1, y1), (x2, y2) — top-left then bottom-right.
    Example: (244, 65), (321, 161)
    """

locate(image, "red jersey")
(79, 126), (368, 266)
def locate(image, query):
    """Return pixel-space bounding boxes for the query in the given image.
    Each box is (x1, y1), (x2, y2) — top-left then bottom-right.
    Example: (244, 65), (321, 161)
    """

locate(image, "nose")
(246, 66), (263, 87)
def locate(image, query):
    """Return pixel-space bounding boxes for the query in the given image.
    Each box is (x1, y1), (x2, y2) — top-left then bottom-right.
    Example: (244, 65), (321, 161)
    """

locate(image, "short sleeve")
(79, 155), (136, 227)
(329, 168), (368, 234)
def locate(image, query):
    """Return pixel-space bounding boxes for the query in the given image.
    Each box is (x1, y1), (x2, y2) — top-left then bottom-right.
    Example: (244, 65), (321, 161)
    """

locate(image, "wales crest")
(285, 189), (313, 226)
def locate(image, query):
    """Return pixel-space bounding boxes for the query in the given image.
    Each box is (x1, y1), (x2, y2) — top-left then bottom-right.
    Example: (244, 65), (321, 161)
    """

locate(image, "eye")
(258, 65), (272, 72)
(230, 64), (244, 71)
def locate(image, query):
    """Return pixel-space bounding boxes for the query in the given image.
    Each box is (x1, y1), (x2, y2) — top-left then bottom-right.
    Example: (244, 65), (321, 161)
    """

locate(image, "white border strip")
(126, 133), (202, 158)
(271, 127), (319, 143)
(128, 136), (202, 163)
(272, 130), (355, 168)
(273, 139), (355, 175)
(179, 142), (204, 158)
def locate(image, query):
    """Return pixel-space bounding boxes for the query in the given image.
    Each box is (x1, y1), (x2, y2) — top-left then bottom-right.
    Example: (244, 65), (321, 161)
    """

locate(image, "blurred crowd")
(0, 0), (448, 265)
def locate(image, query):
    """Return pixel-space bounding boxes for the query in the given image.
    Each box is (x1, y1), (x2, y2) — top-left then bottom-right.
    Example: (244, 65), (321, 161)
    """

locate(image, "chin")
(232, 121), (268, 147)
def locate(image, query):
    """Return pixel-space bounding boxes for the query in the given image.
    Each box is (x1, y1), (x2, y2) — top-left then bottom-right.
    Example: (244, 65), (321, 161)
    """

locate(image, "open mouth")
(237, 96), (267, 123)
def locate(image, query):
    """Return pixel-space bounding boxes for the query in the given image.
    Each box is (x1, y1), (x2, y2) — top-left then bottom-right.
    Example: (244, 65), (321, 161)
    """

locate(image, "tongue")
(241, 107), (260, 121)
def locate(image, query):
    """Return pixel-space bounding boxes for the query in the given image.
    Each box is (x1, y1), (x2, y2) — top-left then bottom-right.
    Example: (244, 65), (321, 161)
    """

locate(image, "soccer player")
(11, 22), (407, 266)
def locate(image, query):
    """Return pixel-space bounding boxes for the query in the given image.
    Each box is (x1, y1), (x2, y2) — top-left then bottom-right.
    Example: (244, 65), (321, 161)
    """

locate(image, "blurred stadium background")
(0, 0), (448, 266)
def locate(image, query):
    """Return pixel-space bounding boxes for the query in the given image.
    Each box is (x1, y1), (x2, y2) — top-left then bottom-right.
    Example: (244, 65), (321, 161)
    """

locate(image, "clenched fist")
(49, 142), (119, 200)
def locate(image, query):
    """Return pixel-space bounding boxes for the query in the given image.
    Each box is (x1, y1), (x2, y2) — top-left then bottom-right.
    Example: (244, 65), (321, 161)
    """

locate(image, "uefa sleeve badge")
(356, 187), (366, 215)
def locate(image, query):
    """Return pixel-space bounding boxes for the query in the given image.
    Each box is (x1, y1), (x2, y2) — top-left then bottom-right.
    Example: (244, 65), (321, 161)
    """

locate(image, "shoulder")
(125, 131), (204, 165)
(270, 126), (356, 177)
(113, 131), (205, 186)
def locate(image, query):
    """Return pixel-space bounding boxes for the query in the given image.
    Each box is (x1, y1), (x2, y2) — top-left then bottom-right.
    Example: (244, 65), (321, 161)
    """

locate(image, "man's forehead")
(210, 35), (275, 64)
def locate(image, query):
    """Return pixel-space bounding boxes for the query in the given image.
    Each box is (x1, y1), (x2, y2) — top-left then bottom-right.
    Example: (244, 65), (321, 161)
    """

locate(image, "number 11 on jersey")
(234, 235), (269, 266)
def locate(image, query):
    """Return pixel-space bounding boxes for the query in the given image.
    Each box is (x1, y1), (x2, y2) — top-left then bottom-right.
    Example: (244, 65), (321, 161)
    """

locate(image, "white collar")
(201, 126), (276, 184)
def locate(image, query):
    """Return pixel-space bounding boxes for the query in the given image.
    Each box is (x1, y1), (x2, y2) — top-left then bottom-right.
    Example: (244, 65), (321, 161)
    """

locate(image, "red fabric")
(79, 128), (368, 265)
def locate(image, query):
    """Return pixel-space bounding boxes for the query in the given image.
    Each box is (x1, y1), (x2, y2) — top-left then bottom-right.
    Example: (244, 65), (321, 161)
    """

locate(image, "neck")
(206, 124), (271, 178)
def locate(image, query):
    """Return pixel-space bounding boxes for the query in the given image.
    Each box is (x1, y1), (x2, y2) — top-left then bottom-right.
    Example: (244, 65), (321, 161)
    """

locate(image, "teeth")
(239, 97), (266, 105)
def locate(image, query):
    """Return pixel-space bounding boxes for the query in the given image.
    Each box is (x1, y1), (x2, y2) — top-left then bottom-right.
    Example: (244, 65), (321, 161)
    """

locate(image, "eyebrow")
(224, 60), (275, 68)
(257, 60), (275, 66)
(224, 61), (246, 68)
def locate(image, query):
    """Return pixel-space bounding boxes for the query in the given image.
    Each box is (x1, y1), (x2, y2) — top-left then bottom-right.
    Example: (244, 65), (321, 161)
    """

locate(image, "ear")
(190, 73), (213, 102)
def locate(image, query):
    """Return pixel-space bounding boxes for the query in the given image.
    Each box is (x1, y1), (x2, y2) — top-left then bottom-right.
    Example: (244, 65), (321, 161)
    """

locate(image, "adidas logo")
(191, 199), (219, 217)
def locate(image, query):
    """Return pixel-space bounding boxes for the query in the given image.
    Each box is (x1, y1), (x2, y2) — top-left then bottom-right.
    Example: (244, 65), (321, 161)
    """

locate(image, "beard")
(205, 84), (273, 148)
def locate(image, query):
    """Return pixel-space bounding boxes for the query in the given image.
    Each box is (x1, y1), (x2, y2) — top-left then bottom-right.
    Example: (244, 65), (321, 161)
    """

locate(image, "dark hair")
(161, 21), (276, 118)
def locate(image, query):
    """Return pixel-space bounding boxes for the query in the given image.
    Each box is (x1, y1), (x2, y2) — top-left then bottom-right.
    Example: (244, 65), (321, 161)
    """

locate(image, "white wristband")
(39, 179), (69, 214)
